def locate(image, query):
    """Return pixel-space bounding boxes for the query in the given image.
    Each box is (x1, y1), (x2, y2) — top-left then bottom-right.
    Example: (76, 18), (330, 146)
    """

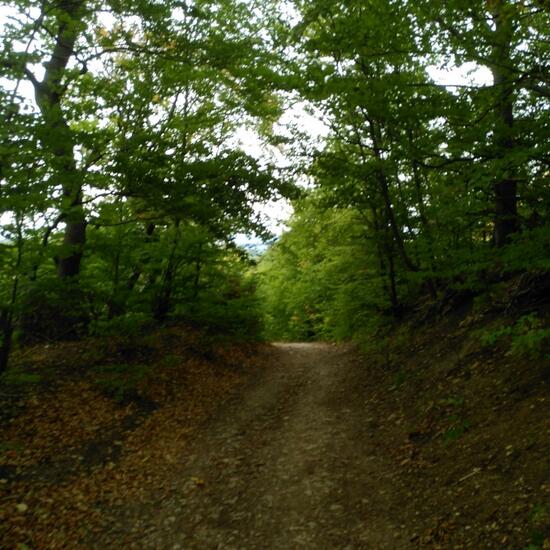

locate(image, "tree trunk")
(56, 186), (86, 278)
(371, 207), (400, 314)
(490, 0), (518, 247)
(153, 222), (181, 322)
(353, 116), (418, 273)
(108, 222), (156, 319)
(0, 224), (23, 373)
(371, 151), (418, 272)
(0, 309), (14, 375)
(409, 145), (437, 299)
(192, 244), (203, 303)
(126, 223), (157, 291)
(31, 1), (87, 277)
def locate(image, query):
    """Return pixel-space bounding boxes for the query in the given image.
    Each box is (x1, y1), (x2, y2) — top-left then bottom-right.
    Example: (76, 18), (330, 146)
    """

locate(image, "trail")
(97, 343), (408, 549)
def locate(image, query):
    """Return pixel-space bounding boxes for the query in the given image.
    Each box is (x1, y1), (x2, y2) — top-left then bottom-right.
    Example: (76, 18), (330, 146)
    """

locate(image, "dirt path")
(4, 326), (547, 548)
(96, 343), (408, 549)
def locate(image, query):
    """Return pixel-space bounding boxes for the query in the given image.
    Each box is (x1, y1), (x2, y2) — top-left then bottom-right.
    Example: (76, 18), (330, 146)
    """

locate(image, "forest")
(1, 0), (549, 548)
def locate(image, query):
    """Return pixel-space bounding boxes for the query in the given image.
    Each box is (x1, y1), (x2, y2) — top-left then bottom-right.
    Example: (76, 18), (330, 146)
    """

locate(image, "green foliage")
(92, 363), (152, 402)
(502, 228), (550, 273)
(523, 503), (549, 550)
(443, 417), (471, 442)
(0, 0), (295, 368)
(438, 394), (470, 442)
(187, 292), (262, 341)
(257, 196), (390, 342)
(253, 0), (550, 343)
(509, 317), (550, 359)
(479, 314), (550, 360)
(0, 370), (41, 386)
(18, 277), (92, 342)
(90, 313), (154, 340)
(529, 504), (549, 525)
(1, 0), (549, 364)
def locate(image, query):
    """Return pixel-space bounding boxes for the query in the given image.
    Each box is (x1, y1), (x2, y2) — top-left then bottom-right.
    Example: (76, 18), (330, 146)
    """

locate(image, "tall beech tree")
(414, 0), (550, 246)
(0, 0), (295, 371)
(33, 1), (88, 278)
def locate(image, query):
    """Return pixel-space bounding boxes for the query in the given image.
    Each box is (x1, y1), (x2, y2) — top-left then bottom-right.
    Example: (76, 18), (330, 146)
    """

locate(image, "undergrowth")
(478, 313), (550, 360)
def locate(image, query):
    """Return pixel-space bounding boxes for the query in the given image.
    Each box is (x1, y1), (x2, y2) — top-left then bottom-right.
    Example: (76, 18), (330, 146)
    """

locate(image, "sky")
(232, 104), (330, 246)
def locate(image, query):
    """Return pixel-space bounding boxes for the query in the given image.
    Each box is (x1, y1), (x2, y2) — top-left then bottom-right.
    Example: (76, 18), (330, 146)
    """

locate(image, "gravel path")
(99, 343), (409, 549)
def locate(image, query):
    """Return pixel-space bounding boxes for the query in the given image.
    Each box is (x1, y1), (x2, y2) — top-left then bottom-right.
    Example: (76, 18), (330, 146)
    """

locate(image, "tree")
(0, 0), (297, 370)
(257, 0), (549, 340)
(414, 0), (550, 245)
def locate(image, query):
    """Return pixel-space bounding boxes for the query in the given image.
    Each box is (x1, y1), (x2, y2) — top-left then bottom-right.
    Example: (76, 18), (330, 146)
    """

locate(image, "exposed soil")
(92, 343), (408, 549)
(1, 319), (549, 549)
(92, 340), (549, 550)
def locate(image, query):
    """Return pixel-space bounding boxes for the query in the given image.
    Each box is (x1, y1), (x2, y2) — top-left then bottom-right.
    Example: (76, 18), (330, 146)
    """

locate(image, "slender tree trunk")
(490, 0), (518, 247)
(352, 115), (418, 274)
(371, 207), (400, 314)
(410, 151), (437, 299)
(108, 222), (157, 319)
(107, 247), (122, 320)
(192, 244), (203, 303)
(126, 223), (156, 292)
(0, 223), (23, 373)
(0, 308), (14, 375)
(153, 221), (181, 321)
(374, 160), (418, 272)
(367, 121), (418, 272)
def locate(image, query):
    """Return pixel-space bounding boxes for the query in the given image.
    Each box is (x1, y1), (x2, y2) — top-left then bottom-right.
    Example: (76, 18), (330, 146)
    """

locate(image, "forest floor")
(0, 314), (549, 549)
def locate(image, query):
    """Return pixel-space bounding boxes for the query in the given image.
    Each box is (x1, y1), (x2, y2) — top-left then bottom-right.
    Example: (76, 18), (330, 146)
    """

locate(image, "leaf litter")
(0, 325), (255, 549)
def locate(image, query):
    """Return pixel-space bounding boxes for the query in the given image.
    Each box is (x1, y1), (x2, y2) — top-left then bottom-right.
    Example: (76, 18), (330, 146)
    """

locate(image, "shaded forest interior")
(0, 0), (549, 548)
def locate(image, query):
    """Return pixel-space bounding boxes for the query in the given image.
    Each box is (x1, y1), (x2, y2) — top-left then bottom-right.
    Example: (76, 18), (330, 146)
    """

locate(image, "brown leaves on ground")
(2, 383), (134, 469)
(0, 326), (256, 550)
(1, 313), (549, 549)
(363, 312), (550, 549)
